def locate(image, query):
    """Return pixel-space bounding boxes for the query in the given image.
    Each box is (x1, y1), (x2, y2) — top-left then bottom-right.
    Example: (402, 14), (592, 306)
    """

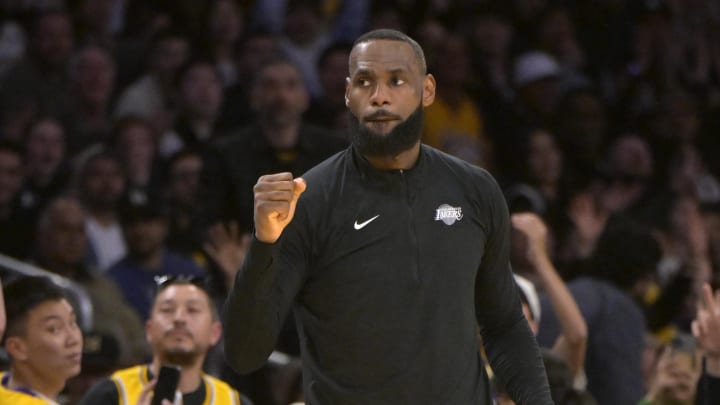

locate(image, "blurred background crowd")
(0, 0), (720, 404)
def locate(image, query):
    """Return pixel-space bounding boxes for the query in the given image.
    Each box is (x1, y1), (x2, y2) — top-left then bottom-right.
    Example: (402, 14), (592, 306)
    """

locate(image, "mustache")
(364, 110), (402, 121)
(165, 328), (193, 338)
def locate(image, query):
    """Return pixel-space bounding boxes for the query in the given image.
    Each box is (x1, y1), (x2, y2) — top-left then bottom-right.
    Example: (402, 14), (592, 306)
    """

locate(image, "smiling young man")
(0, 276), (83, 405)
(224, 29), (552, 404)
(80, 277), (246, 405)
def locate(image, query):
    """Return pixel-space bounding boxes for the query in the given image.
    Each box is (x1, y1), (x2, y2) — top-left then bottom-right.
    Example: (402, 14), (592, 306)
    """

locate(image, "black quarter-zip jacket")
(224, 145), (552, 404)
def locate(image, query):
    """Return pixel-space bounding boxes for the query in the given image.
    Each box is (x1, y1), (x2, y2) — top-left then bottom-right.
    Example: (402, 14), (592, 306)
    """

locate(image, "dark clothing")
(166, 208), (206, 259)
(107, 250), (205, 321)
(172, 115), (225, 156)
(0, 203), (34, 260)
(217, 84), (254, 131)
(18, 165), (71, 221)
(224, 145), (552, 404)
(200, 123), (348, 230)
(0, 59), (73, 128)
(696, 368), (720, 405)
(304, 100), (347, 132)
(538, 277), (646, 405)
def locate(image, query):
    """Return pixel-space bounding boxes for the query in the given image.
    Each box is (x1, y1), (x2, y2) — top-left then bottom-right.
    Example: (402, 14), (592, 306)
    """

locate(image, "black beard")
(161, 347), (201, 367)
(348, 104), (424, 158)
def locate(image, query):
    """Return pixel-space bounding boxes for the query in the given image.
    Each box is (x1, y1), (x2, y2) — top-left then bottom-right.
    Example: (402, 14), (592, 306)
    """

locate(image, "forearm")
(534, 255), (587, 344)
(533, 255), (587, 375)
(483, 318), (553, 404)
(223, 238), (285, 374)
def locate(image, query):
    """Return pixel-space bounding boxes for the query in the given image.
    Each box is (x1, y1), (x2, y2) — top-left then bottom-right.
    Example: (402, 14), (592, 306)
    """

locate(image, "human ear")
(345, 77), (351, 107)
(209, 321), (222, 346)
(422, 74), (436, 107)
(5, 337), (28, 361)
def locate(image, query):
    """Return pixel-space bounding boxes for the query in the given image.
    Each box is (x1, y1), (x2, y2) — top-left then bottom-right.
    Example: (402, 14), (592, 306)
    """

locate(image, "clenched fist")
(253, 172), (306, 243)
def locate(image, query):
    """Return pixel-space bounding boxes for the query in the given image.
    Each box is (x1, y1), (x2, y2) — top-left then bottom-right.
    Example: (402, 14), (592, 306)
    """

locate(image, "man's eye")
(357, 79), (370, 87)
(392, 78), (405, 86)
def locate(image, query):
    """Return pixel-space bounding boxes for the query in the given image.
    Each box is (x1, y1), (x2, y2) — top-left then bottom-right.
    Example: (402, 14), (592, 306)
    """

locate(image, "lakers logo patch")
(434, 204), (463, 225)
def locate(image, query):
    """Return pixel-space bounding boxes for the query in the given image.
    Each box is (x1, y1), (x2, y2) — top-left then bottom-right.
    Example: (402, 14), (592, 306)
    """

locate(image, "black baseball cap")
(118, 190), (168, 224)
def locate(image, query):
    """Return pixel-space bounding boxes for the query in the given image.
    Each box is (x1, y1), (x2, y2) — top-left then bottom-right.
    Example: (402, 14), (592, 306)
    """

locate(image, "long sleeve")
(223, 205), (310, 374)
(474, 173), (552, 404)
(696, 368), (720, 405)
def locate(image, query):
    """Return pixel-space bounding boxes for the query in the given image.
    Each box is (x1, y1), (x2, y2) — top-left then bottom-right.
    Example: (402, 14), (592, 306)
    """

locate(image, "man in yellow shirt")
(0, 276), (83, 405)
(80, 275), (248, 405)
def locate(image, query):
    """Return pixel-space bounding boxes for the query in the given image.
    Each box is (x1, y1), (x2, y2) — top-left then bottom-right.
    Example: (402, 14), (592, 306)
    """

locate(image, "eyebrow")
(41, 312), (74, 322)
(352, 67), (409, 77)
(352, 68), (373, 77)
(158, 298), (206, 306)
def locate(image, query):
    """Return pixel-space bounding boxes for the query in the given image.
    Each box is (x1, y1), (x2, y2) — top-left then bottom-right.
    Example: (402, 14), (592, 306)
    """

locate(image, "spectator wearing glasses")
(80, 275), (252, 405)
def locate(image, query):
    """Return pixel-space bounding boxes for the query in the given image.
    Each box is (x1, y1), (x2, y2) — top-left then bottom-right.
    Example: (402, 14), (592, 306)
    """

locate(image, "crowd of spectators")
(0, 0), (720, 404)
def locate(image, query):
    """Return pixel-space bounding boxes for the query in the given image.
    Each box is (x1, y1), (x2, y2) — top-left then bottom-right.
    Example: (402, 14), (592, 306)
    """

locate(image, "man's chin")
(68, 363), (82, 377)
(162, 348), (200, 366)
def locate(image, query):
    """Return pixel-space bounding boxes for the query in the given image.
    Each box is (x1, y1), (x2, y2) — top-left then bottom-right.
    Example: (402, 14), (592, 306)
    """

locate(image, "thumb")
(293, 177), (307, 199)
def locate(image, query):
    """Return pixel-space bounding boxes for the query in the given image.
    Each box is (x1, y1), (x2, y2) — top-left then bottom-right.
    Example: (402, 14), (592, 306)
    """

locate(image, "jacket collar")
(349, 143), (428, 190)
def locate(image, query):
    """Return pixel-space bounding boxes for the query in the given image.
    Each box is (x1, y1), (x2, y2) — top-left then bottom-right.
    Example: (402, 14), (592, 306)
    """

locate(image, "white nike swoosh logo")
(354, 215), (380, 230)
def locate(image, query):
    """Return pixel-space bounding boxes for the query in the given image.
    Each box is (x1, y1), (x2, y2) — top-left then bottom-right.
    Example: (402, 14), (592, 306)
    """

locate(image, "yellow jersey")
(0, 372), (59, 405)
(110, 365), (241, 405)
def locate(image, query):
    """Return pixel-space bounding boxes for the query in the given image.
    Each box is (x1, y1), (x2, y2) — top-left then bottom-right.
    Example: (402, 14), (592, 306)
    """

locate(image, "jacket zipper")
(400, 170), (420, 283)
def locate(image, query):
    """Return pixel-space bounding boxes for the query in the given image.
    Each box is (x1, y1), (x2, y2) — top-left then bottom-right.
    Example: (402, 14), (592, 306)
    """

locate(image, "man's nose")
(369, 83), (391, 106)
(173, 307), (189, 322)
(67, 327), (82, 347)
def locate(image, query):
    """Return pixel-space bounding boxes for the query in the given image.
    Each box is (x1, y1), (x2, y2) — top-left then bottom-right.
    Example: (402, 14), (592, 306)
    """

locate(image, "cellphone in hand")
(151, 365), (181, 405)
(669, 332), (698, 371)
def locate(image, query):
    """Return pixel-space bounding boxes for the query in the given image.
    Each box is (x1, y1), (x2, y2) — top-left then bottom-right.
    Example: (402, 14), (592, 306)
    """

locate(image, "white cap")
(513, 273), (541, 322)
(513, 51), (561, 87)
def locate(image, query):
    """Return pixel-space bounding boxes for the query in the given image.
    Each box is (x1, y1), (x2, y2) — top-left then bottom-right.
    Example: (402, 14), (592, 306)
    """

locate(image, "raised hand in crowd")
(693, 283), (720, 376)
(690, 282), (720, 403)
(204, 221), (252, 287)
(512, 213), (588, 380)
(642, 343), (701, 405)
